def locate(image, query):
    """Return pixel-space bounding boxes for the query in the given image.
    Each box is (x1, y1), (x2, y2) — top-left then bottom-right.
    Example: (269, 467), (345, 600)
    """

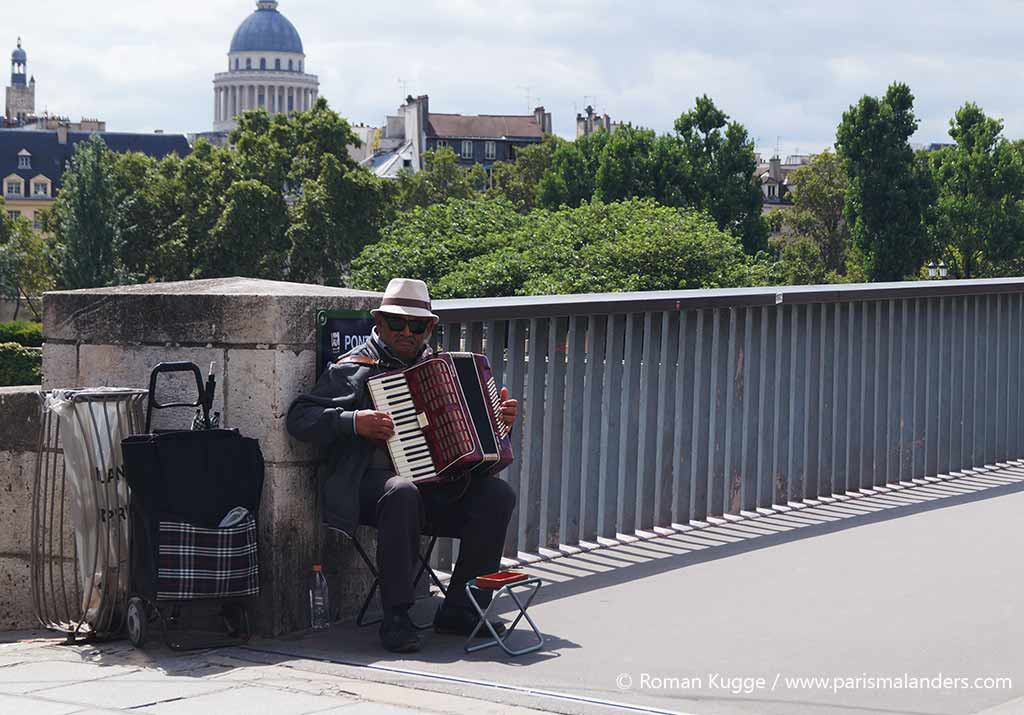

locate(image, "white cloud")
(3, 0), (1024, 154)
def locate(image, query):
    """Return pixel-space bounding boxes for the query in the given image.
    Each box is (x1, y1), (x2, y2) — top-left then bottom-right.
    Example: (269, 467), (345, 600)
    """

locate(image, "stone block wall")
(39, 277), (385, 636)
(0, 386), (44, 630)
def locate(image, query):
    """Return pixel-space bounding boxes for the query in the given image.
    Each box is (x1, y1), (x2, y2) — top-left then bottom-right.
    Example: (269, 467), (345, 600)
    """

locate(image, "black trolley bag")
(121, 362), (264, 650)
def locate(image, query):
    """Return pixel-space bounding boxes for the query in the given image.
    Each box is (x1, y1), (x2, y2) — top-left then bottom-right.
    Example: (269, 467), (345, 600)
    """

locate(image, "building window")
(461, 140), (473, 158)
(260, 58), (267, 70)
(288, 59), (294, 71)
(484, 141), (496, 160)
(234, 58), (239, 70)
(767, 184), (776, 198)
(7, 210), (20, 219)
(275, 58), (281, 70)
(246, 58), (252, 69)
(299, 61), (303, 72)
(5, 181), (22, 197)
(32, 181), (48, 197)
(403, 159), (412, 168)
(33, 215), (43, 230)
(435, 139), (448, 149)
(18, 153), (30, 169)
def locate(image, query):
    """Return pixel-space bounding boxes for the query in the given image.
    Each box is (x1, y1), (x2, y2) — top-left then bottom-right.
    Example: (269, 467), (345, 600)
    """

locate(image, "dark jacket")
(285, 330), (433, 532)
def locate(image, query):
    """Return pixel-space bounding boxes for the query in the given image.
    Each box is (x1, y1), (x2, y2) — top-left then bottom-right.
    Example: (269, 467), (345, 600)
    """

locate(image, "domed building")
(212, 0), (319, 132)
(5, 38), (35, 125)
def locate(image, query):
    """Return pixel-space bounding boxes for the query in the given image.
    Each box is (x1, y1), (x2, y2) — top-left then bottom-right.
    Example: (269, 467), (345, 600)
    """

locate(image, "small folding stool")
(330, 526), (448, 629)
(464, 572), (543, 656)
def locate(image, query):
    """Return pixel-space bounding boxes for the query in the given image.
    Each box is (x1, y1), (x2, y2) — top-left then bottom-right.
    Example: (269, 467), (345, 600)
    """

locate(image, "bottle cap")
(312, 564), (322, 572)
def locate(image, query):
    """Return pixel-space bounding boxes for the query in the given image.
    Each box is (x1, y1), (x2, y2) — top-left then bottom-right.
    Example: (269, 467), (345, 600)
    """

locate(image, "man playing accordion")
(286, 278), (518, 653)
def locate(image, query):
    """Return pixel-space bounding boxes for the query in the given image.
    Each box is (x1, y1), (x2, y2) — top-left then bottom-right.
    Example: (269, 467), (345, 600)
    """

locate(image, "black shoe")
(379, 608), (421, 653)
(433, 603), (506, 638)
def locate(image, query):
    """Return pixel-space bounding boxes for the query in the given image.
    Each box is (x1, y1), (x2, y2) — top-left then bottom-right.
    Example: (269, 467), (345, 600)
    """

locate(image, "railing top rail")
(432, 277), (1024, 321)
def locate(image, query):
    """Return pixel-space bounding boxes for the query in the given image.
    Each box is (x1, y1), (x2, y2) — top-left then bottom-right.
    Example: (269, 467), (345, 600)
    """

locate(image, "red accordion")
(367, 352), (514, 484)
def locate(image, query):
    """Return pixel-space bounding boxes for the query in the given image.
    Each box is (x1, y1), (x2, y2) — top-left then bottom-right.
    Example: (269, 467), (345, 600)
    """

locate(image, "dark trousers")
(358, 470), (517, 611)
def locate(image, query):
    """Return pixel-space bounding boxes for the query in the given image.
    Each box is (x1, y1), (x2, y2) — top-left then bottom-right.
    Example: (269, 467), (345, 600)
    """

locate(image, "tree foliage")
(836, 82), (932, 281)
(927, 102), (1024, 278)
(54, 135), (121, 289)
(0, 204), (54, 318)
(393, 147), (485, 212)
(784, 150), (850, 274)
(352, 197), (758, 298)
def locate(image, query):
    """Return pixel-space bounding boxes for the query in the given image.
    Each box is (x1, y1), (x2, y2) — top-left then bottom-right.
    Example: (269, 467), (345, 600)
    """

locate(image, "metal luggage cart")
(31, 387), (148, 643)
(121, 362), (264, 651)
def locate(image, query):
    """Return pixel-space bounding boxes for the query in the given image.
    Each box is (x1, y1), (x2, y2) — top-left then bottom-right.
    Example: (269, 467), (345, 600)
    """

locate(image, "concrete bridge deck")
(251, 466), (1024, 715)
(3, 466), (1022, 715)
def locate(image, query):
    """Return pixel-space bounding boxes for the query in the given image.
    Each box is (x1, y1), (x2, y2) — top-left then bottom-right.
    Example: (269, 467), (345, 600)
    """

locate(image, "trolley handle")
(145, 362), (209, 432)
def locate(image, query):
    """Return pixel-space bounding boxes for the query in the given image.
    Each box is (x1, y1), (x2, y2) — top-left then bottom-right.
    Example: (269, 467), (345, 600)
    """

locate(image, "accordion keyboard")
(367, 373), (437, 482)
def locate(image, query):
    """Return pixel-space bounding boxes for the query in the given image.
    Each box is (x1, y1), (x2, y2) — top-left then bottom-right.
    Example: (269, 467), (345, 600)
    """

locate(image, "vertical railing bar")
(617, 313), (643, 533)
(873, 299), (888, 487)
(994, 294), (1006, 463)
(637, 311), (662, 530)
(925, 298), (939, 477)
(948, 300), (963, 474)
(885, 299), (899, 484)
(898, 300), (913, 482)
(655, 311), (680, 528)
(673, 311), (696, 525)
(936, 298), (950, 474)
(760, 305), (777, 507)
(709, 309), (727, 517)
(691, 310), (712, 520)
(788, 304), (806, 503)
(560, 315), (586, 547)
(1011, 294), (1023, 460)
(805, 302), (822, 500)
(540, 317), (567, 550)
(846, 302), (861, 493)
(598, 314), (625, 538)
(725, 308), (745, 514)
(772, 306), (788, 505)
(966, 296), (979, 470)
(911, 299), (925, 479)
(580, 315), (607, 542)
(741, 307), (760, 512)
(520, 318), (549, 555)
(501, 319), (527, 558)
(833, 302), (848, 496)
(866, 300), (881, 487)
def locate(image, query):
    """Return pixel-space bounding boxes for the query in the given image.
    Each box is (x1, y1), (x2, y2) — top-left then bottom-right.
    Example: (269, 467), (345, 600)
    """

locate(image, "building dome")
(229, 1), (303, 55)
(12, 38), (26, 63)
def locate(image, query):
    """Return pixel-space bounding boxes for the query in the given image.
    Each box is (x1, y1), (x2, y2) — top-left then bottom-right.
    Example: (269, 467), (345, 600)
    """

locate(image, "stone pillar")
(214, 88), (219, 123)
(42, 278), (384, 636)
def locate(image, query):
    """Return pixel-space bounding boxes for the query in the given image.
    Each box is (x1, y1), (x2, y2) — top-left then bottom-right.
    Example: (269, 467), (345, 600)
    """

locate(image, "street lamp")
(928, 260), (937, 279)
(938, 260), (948, 278)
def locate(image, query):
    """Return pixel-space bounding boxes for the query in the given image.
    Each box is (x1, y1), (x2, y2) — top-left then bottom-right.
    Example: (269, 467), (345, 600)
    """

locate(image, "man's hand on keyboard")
(355, 410), (395, 442)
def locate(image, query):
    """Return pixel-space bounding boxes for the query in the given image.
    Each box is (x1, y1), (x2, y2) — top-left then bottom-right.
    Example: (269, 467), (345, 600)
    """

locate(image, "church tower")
(5, 38), (36, 125)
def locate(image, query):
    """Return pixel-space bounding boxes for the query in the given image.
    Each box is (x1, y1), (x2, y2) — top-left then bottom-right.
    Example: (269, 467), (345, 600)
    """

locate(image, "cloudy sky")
(6, 1), (1024, 157)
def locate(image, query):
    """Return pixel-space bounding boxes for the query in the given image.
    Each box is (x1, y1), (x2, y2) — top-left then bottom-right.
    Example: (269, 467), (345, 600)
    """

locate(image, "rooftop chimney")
(56, 123), (68, 145)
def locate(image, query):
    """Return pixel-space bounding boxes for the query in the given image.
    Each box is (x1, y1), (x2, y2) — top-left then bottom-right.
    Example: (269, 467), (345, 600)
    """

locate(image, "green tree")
(0, 205), (54, 319)
(486, 134), (563, 211)
(287, 153), (393, 284)
(775, 235), (828, 285)
(536, 130), (610, 208)
(350, 197), (524, 291)
(927, 102), (1024, 278)
(784, 150), (850, 274)
(393, 147), (485, 212)
(203, 180), (289, 278)
(353, 197), (758, 298)
(53, 135), (122, 288)
(673, 95), (766, 253)
(835, 82), (932, 281)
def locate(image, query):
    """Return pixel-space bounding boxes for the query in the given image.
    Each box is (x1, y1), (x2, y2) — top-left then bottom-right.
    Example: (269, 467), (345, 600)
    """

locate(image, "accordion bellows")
(368, 352), (514, 484)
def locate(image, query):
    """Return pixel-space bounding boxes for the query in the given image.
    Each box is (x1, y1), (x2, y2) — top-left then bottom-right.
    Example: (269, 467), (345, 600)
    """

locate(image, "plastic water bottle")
(309, 565), (330, 630)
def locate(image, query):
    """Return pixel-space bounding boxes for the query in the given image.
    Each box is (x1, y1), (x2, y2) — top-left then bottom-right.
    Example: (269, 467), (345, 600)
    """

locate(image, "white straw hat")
(371, 278), (439, 320)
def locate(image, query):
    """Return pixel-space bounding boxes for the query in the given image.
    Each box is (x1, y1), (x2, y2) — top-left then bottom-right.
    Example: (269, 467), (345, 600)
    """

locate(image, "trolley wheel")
(221, 602), (249, 640)
(127, 598), (148, 648)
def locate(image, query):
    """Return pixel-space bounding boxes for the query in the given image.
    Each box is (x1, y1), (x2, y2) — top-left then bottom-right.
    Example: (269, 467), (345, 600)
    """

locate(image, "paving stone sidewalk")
(0, 632), (555, 715)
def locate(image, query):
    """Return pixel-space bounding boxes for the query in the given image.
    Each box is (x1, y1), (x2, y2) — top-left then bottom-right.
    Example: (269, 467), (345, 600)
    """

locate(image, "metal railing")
(430, 278), (1024, 564)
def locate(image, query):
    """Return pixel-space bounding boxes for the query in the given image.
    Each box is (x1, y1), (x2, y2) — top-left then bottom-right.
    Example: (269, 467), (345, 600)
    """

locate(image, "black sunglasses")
(382, 315), (432, 334)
